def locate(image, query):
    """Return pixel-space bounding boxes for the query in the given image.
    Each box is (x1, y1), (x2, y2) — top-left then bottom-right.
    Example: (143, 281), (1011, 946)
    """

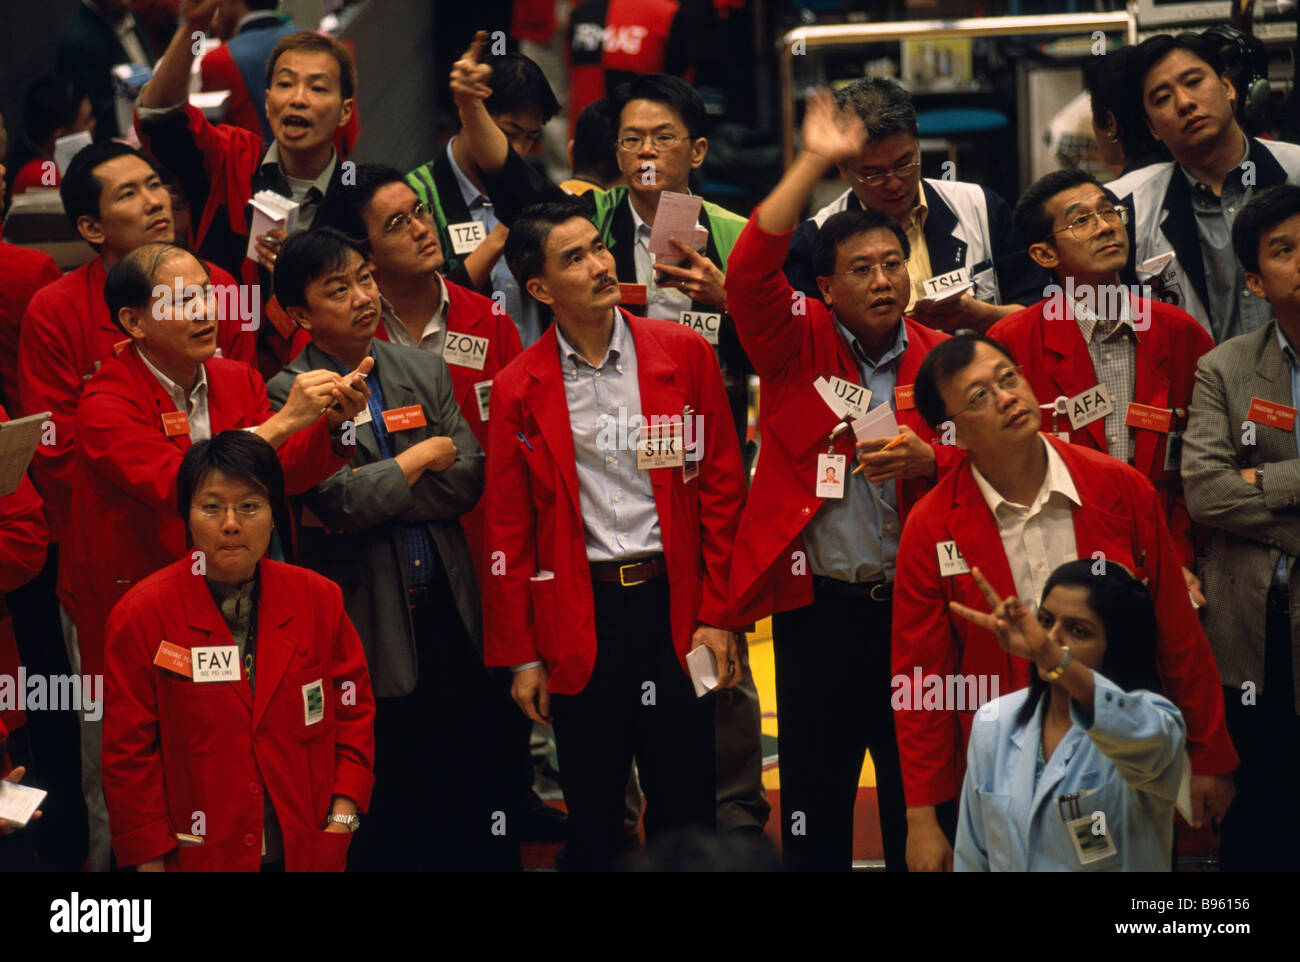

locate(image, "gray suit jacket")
(267, 338), (485, 698)
(1182, 321), (1300, 711)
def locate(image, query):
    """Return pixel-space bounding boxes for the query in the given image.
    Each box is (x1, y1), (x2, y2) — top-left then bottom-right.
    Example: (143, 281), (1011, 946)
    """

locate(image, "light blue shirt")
(800, 318), (905, 583)
(446, 139), (543, 347)
(555, 312), (663, 562)
(955, 671), (1186, 872)
(1274, 325), (1299, 584)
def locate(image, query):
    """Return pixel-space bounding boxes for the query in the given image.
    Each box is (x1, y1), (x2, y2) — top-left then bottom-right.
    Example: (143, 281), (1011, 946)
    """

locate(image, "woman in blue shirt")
(950, 560), (1186, 872)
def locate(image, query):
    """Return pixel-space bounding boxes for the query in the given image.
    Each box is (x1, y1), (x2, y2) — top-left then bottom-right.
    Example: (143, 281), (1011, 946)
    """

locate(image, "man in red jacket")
(67, 241), (366, 870)
(484, 197), (748, 869)
(893, 333), (1238, 870)
(989, 168), (1214, 584)
(724, 90), (958, 871)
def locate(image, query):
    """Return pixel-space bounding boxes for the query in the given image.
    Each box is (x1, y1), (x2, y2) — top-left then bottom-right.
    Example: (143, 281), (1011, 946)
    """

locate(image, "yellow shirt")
(899, 196), (931, 312)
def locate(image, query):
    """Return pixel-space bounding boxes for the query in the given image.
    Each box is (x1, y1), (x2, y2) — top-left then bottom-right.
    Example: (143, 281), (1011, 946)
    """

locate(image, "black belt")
(590, 554), (667, 587)
(813, 575), (891, 602)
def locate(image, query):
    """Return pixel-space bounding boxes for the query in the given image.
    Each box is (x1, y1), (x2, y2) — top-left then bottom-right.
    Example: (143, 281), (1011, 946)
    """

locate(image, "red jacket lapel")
(522, 324), (583, 519)
(1043, 305), (1107, 451)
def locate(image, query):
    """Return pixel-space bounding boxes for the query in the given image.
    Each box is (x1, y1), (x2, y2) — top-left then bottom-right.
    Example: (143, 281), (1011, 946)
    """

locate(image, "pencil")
(851, 432), (907, 475)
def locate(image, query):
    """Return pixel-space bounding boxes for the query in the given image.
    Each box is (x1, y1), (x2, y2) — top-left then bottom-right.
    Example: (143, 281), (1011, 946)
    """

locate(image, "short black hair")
(61, 140), (162, 228)
(833, 77), (919, 139)
(571, 98), (620, 186)
(1083, 46), (1166, 163)
(103, 241), (203, 334)
(503, 198), (597, 287)
(1013, 168), (1117, 245)
(611, 74), (707, 141)
(21, 76), (88, 148)
(1232, 185), (1300, 275)
(1130, 33), (1229, 112)
(274, 228), (366, 310)
(913, 334), (1019, 429)
(483, 52), (561, 124)
(1016, 559), (1163, 727)
(812, 209), (910, 278)
(177, 430), (286, 526)
(313, 162), (407, 252)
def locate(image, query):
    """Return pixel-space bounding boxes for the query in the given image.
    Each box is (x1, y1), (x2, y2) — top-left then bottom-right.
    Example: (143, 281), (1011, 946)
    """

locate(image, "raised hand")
(450, 30), (494, 106)
(948, 566), (1048, 661)
(801, 88), (867, 165)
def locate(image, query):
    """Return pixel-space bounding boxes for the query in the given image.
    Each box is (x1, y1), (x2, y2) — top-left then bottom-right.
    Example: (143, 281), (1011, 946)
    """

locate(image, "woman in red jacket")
(102, 430), (375, 871)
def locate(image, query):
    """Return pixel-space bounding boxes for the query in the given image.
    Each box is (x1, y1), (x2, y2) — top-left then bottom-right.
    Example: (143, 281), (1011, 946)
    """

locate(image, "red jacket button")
(250, 782), (260, 794)
(801, 506), (811, 517)
(243, 834), (256, 846)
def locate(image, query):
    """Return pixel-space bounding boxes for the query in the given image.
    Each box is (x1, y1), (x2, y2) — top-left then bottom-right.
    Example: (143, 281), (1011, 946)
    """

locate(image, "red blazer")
(483, 310), (747, 695)
(723, 215), (961, 623)
(891, 435), (1238, 807)
(18, 256), (255, 551)
(102, 557), (375, 871)
(68, 349), (349, 678)
(988, 295), (1213, 567)
(0, 240), (62, 412)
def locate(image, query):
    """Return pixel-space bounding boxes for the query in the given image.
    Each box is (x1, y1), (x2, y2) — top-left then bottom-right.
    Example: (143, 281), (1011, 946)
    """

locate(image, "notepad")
(0, 781), (46, 828)
(0, 411), (51, 498)
(245, 190), (300, 262)
(647, 191), (708, 259)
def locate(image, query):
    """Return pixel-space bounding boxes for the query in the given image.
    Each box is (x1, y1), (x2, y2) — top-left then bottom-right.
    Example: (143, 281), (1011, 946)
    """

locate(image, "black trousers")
(549, 576), (715, 871)
(348, 574), (520, 871)
(1220, 584), (1300, 871)
(772, 579), (907, 872)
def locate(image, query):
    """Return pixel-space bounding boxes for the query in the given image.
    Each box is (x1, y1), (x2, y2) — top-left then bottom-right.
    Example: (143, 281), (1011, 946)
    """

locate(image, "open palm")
(801, 89), (867, 164)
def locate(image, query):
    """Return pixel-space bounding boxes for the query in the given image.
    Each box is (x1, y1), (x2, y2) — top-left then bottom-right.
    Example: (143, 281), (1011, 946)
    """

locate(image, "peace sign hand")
(948, 566), (1049, 662)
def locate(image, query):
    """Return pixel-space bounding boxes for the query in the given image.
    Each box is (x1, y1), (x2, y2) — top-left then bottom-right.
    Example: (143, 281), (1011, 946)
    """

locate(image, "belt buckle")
(618, 561), (649, 587)
(869, 582), (890, 602)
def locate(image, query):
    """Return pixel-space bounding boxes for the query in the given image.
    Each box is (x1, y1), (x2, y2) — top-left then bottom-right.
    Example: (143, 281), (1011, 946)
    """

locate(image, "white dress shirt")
(137, 348), (211, 442)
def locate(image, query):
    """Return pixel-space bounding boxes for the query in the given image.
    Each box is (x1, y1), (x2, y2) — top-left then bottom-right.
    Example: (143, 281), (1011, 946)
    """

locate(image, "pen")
(851, 433), (907, 474)
(516, 431), (534, 451)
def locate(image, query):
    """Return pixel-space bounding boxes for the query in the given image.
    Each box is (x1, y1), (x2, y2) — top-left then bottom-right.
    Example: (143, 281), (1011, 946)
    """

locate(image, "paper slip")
(1175, 754), (1193, 825)
(53, 131), (93, 176)
(0, 780), (47, 828)
(686, 645), (719, 697)
(647, 192), (708, 259)
(851, 402), (899, 442)
(814, 376), (871, 421)
(529, 571), (555, 582)
(0, 411), (51, 498)
(246, 190), (300, 262)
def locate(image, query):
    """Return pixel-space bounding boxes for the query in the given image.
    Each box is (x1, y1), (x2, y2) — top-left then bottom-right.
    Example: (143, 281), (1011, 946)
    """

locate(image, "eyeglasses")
(849, 158), (921, 187)
(193, 499), (268, 520)
(383, 201), (434, 235)
(1047, 205), (1129, 241)
(952, 366), (1026, 417)
(838, 258), (907, 280)
(616, 132), (689, 153)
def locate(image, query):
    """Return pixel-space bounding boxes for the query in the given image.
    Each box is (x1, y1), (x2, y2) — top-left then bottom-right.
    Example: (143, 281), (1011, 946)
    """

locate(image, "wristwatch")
(1041, 646), (1074, 682)
(327, 813), (361, 832)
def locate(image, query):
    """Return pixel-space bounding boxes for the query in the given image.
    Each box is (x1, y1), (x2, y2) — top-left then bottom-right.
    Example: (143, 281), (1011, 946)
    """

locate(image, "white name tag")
(191, 645), (241, 682)
(1065, 384), (1113, 431)
(352, 405), (373, 426)
(302, 679), (324, 726)
(474, 379), (492, 422)
(443, 332), (489, 370)
(679, 310), (721, 345)
(936, 540), (970, 577)
(921, 266), (972, 298)
(637, 423), (685, 469)
(447, 220), (486, 255)
(823, 375), (870, 420)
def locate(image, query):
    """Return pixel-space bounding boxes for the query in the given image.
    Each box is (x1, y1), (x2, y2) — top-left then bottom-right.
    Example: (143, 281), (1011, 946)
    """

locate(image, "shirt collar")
(446, 138), (487, 209)
(555, 310), (625, 371)
(1180, 132), (1251, 195)
(380, 283), (449, 342)
(971, 434), (1082, 517)
(260, 141), (337, 199)
(1071, 287), (1135, 341)
(1275, 324), (1299, 368)
(832, 315), (908, 371)
(136, 347), (208, 405)
(898, 190), (929, 234)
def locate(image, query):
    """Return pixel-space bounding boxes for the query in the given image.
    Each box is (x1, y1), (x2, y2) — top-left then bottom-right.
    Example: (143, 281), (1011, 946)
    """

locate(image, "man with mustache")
(1110, 33), (1300, 343)
(70, 240), (365, 869)
(267, 229), (511, 870)
(989, 168), (1215, 593)
(892, 333), (1238, 871)
(485, 198), (748, 869)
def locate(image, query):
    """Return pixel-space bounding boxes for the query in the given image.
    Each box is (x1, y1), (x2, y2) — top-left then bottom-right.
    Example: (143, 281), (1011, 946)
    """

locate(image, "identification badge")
(153, 640), (192, 677)
(1066, 813), (1118, 865)
(618, 283), (647, 305)
(1164, 432), (1183, 473)
(814, 375), (869, 420)
(443, 332), (489, 370)
(191, 644), (240, 683)
(382, 405), (427, 432)
(351, 404), (373, 426)
(816, 453), (845, 499)
(1065, 384), (1112, 431)
(679, 310), (721, 346)
(447, 220), (486, 255)
(921, 266), (972, 298)
(894, 384), (916, 410)
(637, 422), (685, 469)
(161, 410), (191, 438)
(1247, 396), (1298, 431)
(1125, 402), (1173, 433)
(936, 540), (970, 577)
(473, 379), (492, 422)
(302, 679), (324, 726)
